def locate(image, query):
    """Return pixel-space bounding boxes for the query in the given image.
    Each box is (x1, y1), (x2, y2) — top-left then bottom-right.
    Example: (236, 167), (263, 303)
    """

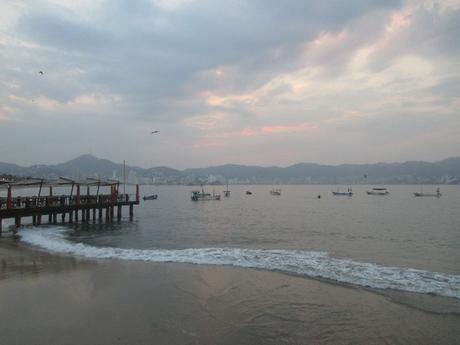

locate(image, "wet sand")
(1, 240), (460, 345)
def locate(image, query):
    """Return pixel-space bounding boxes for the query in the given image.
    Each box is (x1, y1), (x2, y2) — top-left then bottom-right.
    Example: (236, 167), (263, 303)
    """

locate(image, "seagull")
(151, 130), (159, 134)
(39, 71), (44, 75)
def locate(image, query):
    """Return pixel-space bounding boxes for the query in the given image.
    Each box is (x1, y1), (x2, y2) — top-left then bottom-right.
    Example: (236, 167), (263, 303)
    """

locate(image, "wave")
(20, 227), (460, 299)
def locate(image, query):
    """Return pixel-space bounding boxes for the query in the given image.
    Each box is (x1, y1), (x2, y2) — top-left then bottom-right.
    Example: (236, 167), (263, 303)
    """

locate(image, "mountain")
(0, 155), (459, 184)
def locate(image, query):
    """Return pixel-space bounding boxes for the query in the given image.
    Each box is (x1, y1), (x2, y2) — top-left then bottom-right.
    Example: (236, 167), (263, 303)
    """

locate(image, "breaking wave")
(20, 227), (460, 299)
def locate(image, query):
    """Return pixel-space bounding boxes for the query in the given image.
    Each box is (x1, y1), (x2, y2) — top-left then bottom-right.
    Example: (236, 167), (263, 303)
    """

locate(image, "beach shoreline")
(1, 239), (460, 345)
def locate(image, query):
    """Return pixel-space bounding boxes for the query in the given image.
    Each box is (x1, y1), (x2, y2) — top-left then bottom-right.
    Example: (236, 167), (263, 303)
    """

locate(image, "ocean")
(17, 184), (460, 299)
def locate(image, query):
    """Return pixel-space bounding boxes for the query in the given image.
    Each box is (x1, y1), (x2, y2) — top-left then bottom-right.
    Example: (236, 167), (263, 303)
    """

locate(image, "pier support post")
(7, 186), (12, 209)
(32, 215), (37, 225)
(0, 218), (2, 234)
(61, 213), (65, 223)
(69, 211), (73, 223)
(129, 204), (134, 219)
(117, 205), (122, 220)
(82, 209), (86, 222)
(105, 207), (110, 220)
(110, 206), (114, 219)
(86, 209), (90, 222)
(98, 207), (103, 220)
(93, 208), (96, 221)
(15, 216), (21, 228)
(53, 213), (57, 225)
(37, 215), (42, 225)
(75, 209), (79, 221)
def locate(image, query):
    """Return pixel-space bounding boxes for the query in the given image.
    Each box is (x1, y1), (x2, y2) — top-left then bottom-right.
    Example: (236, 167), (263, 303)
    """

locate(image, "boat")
(270, 188), (281, 196)
(414, 187), (441, 198)
(332, 187), (353, 196)
(223, 183), (231, 197)
(191, 185), (221, 201)
(366, 188), (389, 195)
(246, 191), (252, 195)
(143, 194), (158, 200)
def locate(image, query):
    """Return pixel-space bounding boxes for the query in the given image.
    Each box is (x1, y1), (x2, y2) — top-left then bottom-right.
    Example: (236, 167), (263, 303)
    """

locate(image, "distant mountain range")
(1, 154), (459, 184)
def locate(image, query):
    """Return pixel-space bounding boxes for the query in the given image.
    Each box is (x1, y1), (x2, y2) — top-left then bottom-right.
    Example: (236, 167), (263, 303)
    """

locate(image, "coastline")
(1, 240), (460, 345)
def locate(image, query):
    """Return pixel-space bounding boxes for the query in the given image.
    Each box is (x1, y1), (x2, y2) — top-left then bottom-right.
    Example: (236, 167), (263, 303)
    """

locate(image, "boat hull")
(414, 193), (441, 197)
(366, 191), (389, 195)
(332, 192), (353, 196)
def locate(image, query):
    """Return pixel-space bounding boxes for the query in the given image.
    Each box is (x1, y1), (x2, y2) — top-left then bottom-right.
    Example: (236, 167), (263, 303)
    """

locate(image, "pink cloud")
(239, 122), (318, 137)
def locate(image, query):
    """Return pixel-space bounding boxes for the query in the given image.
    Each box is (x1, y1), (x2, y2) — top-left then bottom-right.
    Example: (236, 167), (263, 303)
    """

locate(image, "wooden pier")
(0, 178), (140, 233)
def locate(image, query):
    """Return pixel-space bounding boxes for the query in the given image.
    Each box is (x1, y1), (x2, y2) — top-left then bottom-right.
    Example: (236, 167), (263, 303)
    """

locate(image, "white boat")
(414, 187), (441, 198)
(366, 188), (389, 195)
(143, 194), (158, 200)
(270, 188), (281, 196)
(332, 187), (353, 196)
(191, 185), (221, 201)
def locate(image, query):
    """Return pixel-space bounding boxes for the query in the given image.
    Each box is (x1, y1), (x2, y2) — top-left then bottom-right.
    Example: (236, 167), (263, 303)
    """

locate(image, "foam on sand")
(20, 227), (460, 299)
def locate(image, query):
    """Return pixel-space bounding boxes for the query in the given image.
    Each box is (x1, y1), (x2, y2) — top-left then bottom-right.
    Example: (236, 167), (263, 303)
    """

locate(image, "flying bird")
(151, 130), (159, 134)
(39, 71), (44, 75)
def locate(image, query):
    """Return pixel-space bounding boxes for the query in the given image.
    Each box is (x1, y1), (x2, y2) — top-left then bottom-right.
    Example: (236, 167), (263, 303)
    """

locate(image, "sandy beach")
(1, 239), (459, 345)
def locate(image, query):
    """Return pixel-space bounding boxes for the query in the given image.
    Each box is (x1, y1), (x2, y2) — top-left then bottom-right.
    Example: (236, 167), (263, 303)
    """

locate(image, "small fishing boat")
(332, 187), (353, 196)
(143, 194), (158, 200)
(366, 188), (389, 195)
(414, 187), (441, 198)
(223, 183), (231, 197)
(246, 191), (253, 195)
(270, 188), (281, 196)
(191, 185), (220, 201)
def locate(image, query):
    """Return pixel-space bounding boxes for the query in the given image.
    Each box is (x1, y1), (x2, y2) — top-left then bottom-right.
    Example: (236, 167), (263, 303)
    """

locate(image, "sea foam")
(20, 227), (460, 299)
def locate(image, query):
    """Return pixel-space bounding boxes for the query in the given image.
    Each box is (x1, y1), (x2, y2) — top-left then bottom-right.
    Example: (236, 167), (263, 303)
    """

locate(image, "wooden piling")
(117, 205), (122, 220)
(7, 186), (12, 210)
(15, 216), (21, 227)
(129, 204), (134, 218)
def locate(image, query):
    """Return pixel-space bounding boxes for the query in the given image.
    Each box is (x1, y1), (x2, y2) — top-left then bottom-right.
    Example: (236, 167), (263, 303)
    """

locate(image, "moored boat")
(332, 187), (353, 196)
(143, 194), (158, 200)
(414, 187), (441, 198)
(270, 189), (281, 196)
(191, 185), (220, 201)
(223, 183), (231, 197)
(366, 188), (389, 195)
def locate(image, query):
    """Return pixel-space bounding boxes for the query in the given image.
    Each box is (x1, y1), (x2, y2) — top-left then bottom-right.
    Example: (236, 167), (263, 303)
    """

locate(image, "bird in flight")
(39, 71), (44, 75)
(151, 130), (159, 134)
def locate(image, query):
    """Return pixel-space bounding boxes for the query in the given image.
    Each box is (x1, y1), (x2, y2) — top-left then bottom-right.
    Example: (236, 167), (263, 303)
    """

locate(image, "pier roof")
(0, 177), (120, 189)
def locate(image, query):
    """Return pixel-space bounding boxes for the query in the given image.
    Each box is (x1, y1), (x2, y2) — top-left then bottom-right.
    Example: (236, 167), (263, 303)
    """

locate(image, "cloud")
(0, 0), (459, 168)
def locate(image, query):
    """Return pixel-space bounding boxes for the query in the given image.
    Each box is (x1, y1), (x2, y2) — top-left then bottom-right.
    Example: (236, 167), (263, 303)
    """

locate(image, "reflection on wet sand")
(1, 240), (459, 345)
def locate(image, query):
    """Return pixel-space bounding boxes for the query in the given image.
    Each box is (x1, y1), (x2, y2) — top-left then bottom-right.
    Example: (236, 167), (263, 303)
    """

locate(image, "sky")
(0, 0), (459, 169)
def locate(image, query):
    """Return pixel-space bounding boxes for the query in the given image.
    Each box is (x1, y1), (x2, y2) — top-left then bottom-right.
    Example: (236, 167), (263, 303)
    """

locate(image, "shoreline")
(1, 239), (460, 344)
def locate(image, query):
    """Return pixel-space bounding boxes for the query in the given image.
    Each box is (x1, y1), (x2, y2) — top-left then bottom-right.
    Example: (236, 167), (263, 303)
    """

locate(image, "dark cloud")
(1, 0), (459, 167)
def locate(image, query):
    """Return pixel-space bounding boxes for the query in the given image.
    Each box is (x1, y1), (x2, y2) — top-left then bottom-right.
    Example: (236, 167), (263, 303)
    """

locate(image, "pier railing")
(0, 180), (141, 232)
(0, 193), (137, 210)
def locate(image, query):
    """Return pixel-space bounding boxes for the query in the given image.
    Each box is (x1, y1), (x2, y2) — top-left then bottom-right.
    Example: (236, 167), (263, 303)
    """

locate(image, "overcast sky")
(1, 0), (459, 169)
